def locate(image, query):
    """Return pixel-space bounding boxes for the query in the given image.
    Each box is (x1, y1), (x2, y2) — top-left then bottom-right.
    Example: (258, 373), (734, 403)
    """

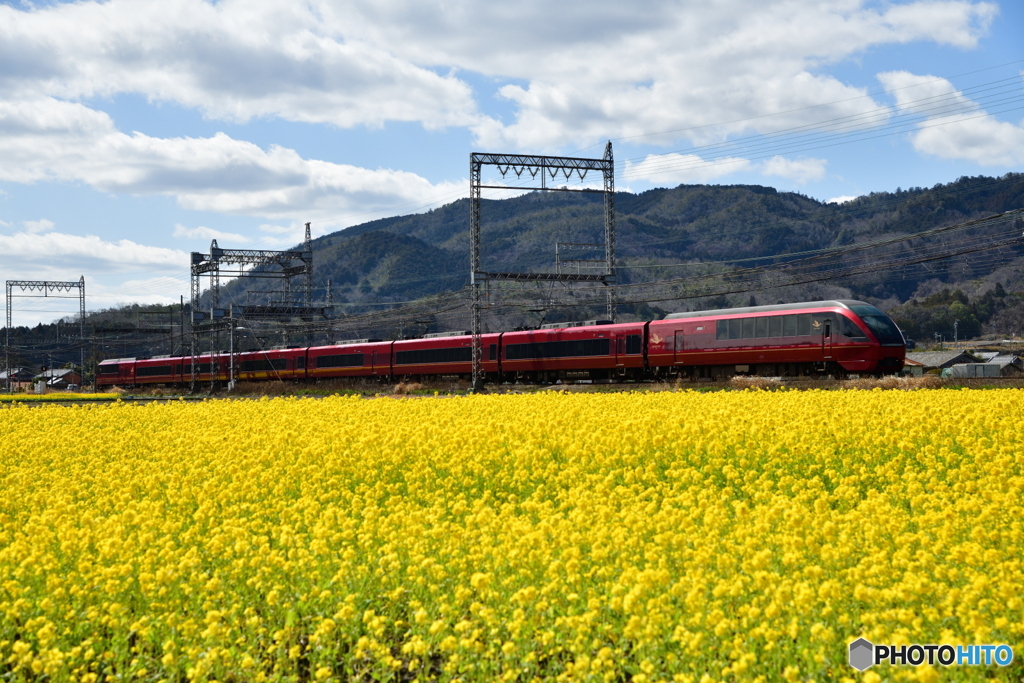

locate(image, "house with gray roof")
(0, 367), (36, 390)
(33, 368), (82, 389)
(905, 351), (980, 371)
(986, 354), (1022, 376)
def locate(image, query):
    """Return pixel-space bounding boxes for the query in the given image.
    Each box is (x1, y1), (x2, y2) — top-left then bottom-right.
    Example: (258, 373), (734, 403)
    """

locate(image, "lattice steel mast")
(189, 233), (316, 392)
(5, 277), (86, 392)
(469, 142), (616, 390)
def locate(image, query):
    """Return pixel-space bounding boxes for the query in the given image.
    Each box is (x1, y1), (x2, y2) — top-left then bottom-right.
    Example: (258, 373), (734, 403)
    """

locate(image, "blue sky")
(0, 0), (1022, 325)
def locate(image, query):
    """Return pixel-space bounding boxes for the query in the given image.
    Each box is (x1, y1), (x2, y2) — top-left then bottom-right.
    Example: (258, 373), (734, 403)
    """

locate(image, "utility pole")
(180, 295), (185, 356)
(228, 322), (236, 391)
(326, 279), (334, 345)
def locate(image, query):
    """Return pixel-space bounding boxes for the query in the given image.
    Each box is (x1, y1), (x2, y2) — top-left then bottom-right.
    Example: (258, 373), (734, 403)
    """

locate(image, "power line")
(570, 58), (1024, 154)
(616, 75), (1024, 165)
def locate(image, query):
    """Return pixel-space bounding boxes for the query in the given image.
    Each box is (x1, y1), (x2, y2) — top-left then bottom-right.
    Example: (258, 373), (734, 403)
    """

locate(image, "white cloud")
(0, 0), (480, 131)
(826, 195), (859, 204)
(623, 152), (827, 186)
(0, 229), (186, 273)
(23, 218), (54, 234)
(624, 153), (753, 185)
(761, 156), (828, 183)
(256, 223), (311, 249)
(0, 0), (998, 151)
(88, 277), (189, 309)
(0, 96), (466, 222)
(911, 114), (1024, 166)
(878, 69), (978, 114)
(379, 0), (996, 149)
(173, 224), (250, 244)
(0, 235), (187, 325)
(877, 71), (1024, 166)
(881, 1), (998, 48)
(3, 275), (189, 327)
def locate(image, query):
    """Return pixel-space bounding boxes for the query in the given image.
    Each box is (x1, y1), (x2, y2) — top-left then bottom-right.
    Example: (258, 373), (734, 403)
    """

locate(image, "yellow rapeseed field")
(0, 390), (1021, 682)
(0, 393), (120, 402)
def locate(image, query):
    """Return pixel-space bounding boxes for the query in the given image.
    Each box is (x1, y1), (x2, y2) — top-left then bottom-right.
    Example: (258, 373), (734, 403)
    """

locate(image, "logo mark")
(849, 638), (874, 671)
(848, 638), (1013, 669)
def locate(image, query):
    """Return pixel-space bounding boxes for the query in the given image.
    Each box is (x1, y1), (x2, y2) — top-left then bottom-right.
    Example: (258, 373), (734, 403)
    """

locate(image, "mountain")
(225, 172), (1024, 330)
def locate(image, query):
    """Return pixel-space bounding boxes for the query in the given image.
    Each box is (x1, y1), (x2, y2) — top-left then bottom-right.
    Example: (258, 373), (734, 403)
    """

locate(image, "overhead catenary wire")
(86, 64), (1024, 302)
(617, 77), (1024, 166)
(569, 57), (1024, 154)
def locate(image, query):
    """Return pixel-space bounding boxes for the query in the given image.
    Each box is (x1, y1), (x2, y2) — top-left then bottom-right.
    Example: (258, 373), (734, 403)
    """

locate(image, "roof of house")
(905, 350), (980, 368)
(0, 368), (35, 380)
(34, 368), (78, 379)
(987, 354), (1021, 367)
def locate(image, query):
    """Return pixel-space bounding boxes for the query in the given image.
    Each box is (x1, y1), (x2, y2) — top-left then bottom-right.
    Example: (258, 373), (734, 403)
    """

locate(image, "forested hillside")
(298, 173), (1021, 294)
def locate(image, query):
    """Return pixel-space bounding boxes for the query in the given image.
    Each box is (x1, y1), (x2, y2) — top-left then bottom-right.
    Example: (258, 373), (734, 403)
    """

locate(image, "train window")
(296, 357), (306, 370)
(489, 344), (497, 361)
(717, 320), (728, 340)
(396, 347), (473, 365)
(175, 365), (182, 375)
(99, 365), (120, 375)
(626, 334), (642, 354)
(741, 318), (755, 339)
(864, 317), (905, 345)
(316, 353), (364, 368)
(183, 363), (212, 374)
(136, 365), (174, 377)
(505, 338), (611, 360)
(728, 319), (742, 339)
(782, 315), (797, 337)
(240, 358), (287, 372)
(849, 304), (905, 344)
(797, 314), (812, 336)
(755, 317), (769, 338)
(841, 317), (867, 339)
(769, 316), (783, 338)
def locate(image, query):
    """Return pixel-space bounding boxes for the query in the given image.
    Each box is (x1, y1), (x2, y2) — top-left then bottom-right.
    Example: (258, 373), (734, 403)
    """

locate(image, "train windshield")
(850, 305), (905, 346)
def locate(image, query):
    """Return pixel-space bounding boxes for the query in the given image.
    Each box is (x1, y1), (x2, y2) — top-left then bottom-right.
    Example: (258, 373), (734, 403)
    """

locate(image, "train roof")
(663, 300), (872, 320)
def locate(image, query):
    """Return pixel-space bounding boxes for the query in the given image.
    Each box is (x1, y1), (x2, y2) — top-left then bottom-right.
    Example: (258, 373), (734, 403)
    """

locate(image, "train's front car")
(844, 302), (906, 375)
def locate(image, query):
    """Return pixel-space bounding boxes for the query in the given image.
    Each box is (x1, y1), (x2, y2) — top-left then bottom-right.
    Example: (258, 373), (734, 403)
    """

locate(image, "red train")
(96, 300), (906, 387)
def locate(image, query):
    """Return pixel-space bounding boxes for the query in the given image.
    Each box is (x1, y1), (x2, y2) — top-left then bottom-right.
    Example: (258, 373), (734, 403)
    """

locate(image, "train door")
(822, 318), (833, 359)
(615, 335), (625, 367)
(674, 330), (685, 364)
